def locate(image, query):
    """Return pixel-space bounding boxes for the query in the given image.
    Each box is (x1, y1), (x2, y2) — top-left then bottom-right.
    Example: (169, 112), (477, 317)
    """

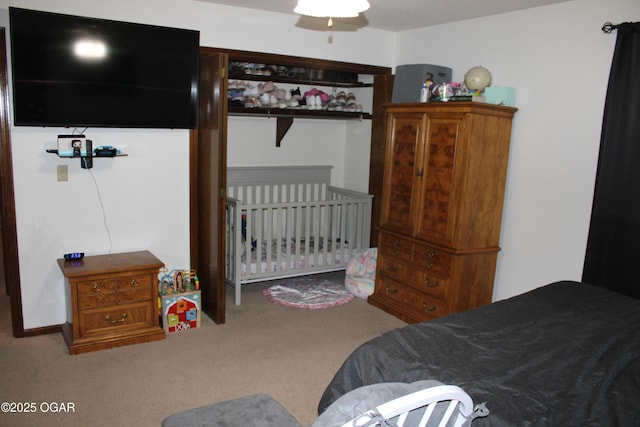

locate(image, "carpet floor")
(0, 272), (405, 427)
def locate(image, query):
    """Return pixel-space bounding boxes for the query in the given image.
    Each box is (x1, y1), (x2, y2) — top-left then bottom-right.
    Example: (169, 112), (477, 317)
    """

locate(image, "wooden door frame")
(368, 73), (394, 245)
(0, 27), (25, 338)
(189, 49), (228, 324)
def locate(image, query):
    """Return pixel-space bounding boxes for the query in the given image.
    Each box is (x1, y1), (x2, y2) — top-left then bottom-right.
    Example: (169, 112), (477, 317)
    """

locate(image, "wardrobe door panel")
(380, 112), (426, 235)
(415, 116), (463, 245)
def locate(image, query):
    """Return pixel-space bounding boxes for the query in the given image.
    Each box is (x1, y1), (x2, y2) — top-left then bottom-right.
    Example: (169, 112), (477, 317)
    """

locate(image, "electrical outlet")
(57, 165), (68, 182)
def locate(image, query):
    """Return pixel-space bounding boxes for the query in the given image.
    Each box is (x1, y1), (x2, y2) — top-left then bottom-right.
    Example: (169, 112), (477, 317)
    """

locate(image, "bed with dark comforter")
(318, 281), (640, 426)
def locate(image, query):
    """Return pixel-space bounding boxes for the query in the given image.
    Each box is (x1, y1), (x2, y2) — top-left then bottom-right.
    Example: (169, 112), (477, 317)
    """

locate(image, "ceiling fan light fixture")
(294, 0), (370, 18)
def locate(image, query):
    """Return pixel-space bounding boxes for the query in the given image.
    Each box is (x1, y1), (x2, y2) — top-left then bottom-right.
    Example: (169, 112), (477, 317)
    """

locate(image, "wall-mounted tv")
(9, 7), (199, 129)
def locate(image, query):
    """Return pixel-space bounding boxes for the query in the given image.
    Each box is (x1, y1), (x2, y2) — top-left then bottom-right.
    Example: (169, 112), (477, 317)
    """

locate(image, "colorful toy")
(161, 291), (201, 333)
(158, 268), (199, 295)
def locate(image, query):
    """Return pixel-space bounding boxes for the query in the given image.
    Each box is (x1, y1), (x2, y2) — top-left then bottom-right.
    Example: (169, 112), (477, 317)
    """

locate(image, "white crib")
(226, 166), (373, 305)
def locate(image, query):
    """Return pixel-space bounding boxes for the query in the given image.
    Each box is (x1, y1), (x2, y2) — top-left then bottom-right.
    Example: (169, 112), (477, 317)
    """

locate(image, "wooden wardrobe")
(369, 102), (517, 323)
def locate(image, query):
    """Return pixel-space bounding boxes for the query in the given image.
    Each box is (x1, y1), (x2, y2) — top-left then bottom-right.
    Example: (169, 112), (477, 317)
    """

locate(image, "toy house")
(161, 291), (201, 333)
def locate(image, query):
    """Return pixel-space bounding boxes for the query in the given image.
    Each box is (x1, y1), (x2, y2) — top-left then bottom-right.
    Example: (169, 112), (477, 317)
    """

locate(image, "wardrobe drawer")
(377, 253), (413, 282)
(378, 253), (451, 299)
(413, 244), (451, 276)
(412, 270), (450, 300)
(414, 243), (452, 266)
(377, 277), (448, 320)
(380, 234), (414, 262)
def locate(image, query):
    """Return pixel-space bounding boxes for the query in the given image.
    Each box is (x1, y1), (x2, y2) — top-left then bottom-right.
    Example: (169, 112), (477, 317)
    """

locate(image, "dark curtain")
(583, 22), (640, 298)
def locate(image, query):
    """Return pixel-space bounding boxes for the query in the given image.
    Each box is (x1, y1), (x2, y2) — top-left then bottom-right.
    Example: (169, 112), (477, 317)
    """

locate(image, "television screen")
(9, 7), (199, 129)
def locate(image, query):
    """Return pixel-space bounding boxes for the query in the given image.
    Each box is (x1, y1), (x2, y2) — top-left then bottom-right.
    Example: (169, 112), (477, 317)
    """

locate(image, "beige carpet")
(0, 273), (405, 427)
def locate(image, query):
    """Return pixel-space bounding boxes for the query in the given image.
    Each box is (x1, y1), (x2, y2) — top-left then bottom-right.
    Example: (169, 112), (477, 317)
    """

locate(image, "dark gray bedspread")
(318, 281), (640, 426)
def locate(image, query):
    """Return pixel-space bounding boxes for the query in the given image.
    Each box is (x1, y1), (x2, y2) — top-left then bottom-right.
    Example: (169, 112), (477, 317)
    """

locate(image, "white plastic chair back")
(341, 385), (474, 427)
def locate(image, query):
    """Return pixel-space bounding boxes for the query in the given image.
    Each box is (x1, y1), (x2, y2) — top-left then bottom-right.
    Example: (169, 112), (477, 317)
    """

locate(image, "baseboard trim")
(22, 324), (63, 337)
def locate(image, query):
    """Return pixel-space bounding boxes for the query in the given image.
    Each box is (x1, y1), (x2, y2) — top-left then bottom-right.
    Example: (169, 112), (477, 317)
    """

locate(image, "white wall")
(0, 0), (395, 329)
(395, 0), (640, 301)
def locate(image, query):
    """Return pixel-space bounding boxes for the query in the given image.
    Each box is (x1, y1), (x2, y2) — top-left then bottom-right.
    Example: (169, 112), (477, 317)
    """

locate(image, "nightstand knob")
(92, 283), (101, 292)
(130, 279), (138, 287)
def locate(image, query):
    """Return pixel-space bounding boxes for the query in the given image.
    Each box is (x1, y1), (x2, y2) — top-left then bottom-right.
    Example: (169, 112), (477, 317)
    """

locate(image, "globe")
(464, 66), (492, 92)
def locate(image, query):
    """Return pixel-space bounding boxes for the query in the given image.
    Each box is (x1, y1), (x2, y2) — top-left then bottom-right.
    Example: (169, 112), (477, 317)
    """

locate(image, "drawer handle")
(385, 284), (398, 295)
(392, 249), (400, 256)
(105, 313), (128, 324)
(422, 302), (437, 312)
(428, 250), (436, 258)
(427, 262), (434, 269)
(425, 278), (439, 288)
(392, 239), (399, 247)
(92, 283), (101, 292)
(387, 262), (399, 273)
(130, 279), (138, 287)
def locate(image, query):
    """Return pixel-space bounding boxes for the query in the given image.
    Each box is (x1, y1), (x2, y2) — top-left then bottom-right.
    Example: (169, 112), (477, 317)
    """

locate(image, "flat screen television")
(9, 7), (199, 129)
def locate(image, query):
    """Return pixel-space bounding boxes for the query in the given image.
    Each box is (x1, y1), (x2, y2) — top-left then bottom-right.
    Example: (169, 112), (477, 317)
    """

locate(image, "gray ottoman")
(161, 394), (302, 427)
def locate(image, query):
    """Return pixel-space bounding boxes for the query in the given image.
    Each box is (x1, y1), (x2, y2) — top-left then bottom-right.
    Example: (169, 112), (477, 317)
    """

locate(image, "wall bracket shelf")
(46, 149), (127, 169)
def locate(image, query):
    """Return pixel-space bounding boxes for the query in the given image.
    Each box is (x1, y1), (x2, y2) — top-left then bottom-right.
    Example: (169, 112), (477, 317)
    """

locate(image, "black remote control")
(64, 252), (84, 260)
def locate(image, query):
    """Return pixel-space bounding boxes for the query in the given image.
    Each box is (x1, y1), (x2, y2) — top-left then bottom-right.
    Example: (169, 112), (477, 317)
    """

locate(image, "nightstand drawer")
(116, 287), (152, 304)
(78, 281), (117, 309)
(79, 302), (154, 337)
(116, 275), (153, 291)
(77, 276), (152, 308)
(116, 275), (153, 304)
(78, 280), (117, 295)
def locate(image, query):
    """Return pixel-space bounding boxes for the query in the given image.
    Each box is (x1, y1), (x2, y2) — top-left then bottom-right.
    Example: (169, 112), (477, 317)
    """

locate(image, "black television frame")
(9, 7), (199, 129)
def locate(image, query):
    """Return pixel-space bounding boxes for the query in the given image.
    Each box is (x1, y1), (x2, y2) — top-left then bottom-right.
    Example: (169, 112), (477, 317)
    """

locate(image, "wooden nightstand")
(58, 250), (165, 355)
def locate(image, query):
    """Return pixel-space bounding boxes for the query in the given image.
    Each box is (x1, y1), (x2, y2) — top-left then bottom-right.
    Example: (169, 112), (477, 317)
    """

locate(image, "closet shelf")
(227, 72), (373, 88)
(228, 106), (370, 120)
(228, 107), (372, 147)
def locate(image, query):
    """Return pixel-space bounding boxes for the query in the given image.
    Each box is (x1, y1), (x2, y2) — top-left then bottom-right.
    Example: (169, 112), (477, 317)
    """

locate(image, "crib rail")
(225, 167), (372, 305)
(227, 165), (333, 204)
